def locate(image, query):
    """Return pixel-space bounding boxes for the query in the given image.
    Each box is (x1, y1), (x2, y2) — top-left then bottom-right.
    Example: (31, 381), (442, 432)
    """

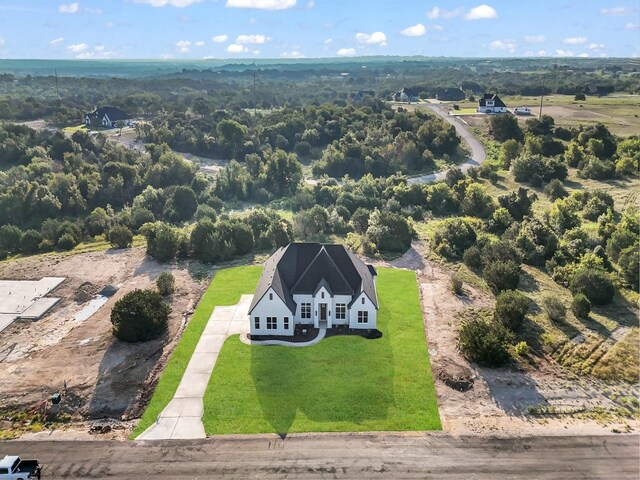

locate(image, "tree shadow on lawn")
(250, 316), (395, 436)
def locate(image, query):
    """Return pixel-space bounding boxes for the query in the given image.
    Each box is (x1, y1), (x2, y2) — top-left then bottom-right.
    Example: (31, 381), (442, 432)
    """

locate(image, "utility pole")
(539, 76), (545, 118)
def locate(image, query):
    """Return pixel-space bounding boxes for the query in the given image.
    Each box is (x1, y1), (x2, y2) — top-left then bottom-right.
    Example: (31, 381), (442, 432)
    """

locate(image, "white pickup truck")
(0, 456), (41, 480)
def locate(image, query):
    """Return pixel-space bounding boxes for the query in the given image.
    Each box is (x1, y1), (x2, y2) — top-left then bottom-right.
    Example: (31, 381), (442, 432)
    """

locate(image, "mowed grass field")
(132, 265), (263, 438)
(202, 267), (441, 434)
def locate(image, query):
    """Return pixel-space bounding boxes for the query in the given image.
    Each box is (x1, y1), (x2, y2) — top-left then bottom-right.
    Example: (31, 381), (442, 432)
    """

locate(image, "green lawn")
(131, 265), (263, 438)
(202, 267), (441, 434)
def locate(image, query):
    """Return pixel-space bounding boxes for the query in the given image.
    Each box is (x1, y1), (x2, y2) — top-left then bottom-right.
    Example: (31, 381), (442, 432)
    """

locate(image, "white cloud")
(194, 40), (205, 47)
(94, 45), (105, 51)
(281, 50), (305, 58)
(537, 50), (547, 56)
(0, 38), (5, 47)
(336, 47), (356, 56)
(588, 42), (604, 50)
(323, 38), (333, 45)
(355, 31), (387, 45)
(489, 39), (516, 53)
(176, 40), (192, 53)
(555, 49), (574, 57)
(564, 36), (587, 45)
(625, 22), (639, 31)
(465, 4), (497, 20)
(426, 6), (463, 19)
(578, 53), (589, 58)
(226, 0), (296, 10)
(133, 0), (202, 6)
(212, 34), (229, 43)
(600, 6), (636, 16)
(50, 37), (64, 45)
(58, 2), (79, 13)
(401, 23), (427, 37)
(67, 43), (88, 52)
(236, 34), (269, 44)
(227, 43), (248, 53)
(524, 35), (545, 43)
(84, 7), (103, 14)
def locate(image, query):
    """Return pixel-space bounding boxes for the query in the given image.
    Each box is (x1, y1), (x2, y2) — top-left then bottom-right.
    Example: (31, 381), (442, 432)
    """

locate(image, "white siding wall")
(250, 287), (294, 336)
(292, 293), (313, 325)
(349, 293), (377, 329)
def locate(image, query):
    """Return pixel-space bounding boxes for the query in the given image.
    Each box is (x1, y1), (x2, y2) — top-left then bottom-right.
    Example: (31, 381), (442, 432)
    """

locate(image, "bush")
(463, 246), (482, 270)
(20, 230), (43, 254)
(432, 218), (477, 260)
(156, 271), (176, 296)
(494, 290), (529, 330)
(57, 233), (77, 251)
(544, 179), (568, 201)
(618, 246), (639, 291)
(530, 173), (542, 187)
(451, 272), (463, 295)
(541, 294), (567, 322)
(111, 289), (170, 342)
(569, 268), (615, 305)
(458, 312), (513, 367)
(514, 341), (529, 357)
(108, 225), (133, 249)
(0, 224), (23, 254)
(571, 293), (591, 319)
(574, 93), (586, 101)
(483, 260), (521, 294)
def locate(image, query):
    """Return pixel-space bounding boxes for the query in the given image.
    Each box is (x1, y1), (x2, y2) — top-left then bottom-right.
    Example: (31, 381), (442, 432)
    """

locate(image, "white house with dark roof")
(249, 243), (378, 337)
(478, 93), (508, 113)
(85, 106), (132, 128)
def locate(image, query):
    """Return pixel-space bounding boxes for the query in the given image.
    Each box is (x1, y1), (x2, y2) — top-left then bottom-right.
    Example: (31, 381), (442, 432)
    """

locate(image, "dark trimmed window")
(301, 303), (311, 319)
(267, 317), (277, 329)
(335, 304), (346, 320)
(254, 317), (260, 329)
(284, 317), (290, 329)
(357, 311), (368, 324)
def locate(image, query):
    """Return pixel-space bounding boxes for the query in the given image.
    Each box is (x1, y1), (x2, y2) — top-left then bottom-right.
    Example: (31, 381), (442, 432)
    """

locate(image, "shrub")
(544, 179), (568, 201)
(574, 93), (586, 101)
(458, 312), (513, 367)
(541, 294), (567, 322)
(571, 293), (591, 319)
(530, 173), (542, 187)
(514, 341), (529, 357)
(494, 290), (529, 330)
(108, 225), (133, 249)
(483, 260), (521, 294)
(432, 218), (477, 260)
(451, 272), (463, 295)
(111, 289), (170, 342)
(463, 246), (482, 270)
(0, 224), (23, 254)
(156, 271), (176, 296)
(618, 246), (639, 291)
(20, 230), (43, 254)
(569, 268), (615, 305)
(57, 233), (77, 251)
(511, 154), (544, 183)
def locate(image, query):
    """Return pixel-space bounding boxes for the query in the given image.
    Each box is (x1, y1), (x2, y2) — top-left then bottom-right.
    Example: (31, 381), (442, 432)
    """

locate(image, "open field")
(202, 267), (441, 434)
(132, 266), (263, 437)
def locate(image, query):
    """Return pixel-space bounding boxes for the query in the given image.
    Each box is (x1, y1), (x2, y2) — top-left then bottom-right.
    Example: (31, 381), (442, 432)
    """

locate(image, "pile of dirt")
(436, 362), (475, 392)
(75, 282), (99, 303)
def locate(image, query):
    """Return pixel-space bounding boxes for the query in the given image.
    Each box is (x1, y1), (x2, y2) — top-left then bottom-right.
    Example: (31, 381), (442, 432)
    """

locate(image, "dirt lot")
(372, 242), (639, 436)
(0, 248), (207, 437)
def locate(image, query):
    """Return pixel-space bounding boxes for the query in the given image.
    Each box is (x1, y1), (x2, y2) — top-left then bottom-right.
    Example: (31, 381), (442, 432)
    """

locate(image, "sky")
(0, 0), (638, 60)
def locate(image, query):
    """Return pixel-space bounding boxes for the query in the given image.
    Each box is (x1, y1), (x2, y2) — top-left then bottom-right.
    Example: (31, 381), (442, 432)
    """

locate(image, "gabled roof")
(249, 243), (378, 314)
(479, 93), (507, 108)
(87, 106), (131, 121)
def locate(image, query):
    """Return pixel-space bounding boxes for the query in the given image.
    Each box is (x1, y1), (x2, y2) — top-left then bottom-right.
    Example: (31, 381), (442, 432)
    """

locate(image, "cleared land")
(202, 267), (441, 434)
(132, 265), (263, 437)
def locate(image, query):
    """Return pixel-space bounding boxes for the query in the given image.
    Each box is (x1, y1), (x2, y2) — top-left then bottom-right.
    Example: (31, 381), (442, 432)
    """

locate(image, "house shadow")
(87, 334), (164, 420)
(249, 315), (395, 436)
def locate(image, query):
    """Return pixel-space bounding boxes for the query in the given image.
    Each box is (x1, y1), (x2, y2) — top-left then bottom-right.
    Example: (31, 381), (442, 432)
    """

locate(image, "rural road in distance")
(408, 103), (488, 184)
(4, 433), (639, 479)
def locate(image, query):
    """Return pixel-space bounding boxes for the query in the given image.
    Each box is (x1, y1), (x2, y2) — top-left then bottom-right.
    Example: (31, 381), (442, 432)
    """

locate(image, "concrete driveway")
(136, 295), (253, 440)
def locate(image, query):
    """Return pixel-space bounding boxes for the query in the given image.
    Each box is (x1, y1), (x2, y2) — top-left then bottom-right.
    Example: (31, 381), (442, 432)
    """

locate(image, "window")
(254, 317), (260, 329)
(335, 304), (346, 320)
(269, 293), (273, 300)
(361, 297), (365, 305)
(301, 303), (311, 319)
(357, 311), (368, 324)
(267, 317), (277, 329)
(284, 317), (290, 329)
(321, 291), (325, 299)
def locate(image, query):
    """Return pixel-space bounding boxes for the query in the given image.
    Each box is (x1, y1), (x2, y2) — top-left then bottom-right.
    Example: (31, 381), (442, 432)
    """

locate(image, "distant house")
(85, 106), (132, 128)
(478, 93), (507, 113)
(248, 243), (378, 337)
(392, 87), (421, 103)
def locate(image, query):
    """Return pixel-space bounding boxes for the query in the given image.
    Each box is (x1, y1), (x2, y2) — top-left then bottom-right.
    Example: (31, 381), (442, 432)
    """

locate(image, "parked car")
(0, 456), (41, 480)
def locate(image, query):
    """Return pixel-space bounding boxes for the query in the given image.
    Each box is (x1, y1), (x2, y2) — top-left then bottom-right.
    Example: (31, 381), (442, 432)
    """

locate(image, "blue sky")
(0, 0), (638, 59)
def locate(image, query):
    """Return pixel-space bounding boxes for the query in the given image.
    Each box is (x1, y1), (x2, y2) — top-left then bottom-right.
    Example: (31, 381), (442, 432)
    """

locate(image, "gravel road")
(4, 433), (638, 479)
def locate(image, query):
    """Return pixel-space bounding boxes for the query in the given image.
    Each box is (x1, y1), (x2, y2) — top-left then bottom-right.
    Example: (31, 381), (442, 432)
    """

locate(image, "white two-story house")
(478, 93), (508, 113)
(248, 243), (378, 337)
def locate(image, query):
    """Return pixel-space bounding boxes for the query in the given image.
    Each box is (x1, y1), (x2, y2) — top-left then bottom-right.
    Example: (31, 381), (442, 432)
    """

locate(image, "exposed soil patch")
(0, 248), (207, 434)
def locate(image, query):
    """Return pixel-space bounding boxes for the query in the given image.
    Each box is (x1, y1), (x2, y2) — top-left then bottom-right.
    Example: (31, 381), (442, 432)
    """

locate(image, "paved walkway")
(137, 294), (253, 440)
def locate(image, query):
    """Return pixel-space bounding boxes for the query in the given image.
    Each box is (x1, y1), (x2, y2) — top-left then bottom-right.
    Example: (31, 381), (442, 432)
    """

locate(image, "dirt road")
(407, 104), (487, 184)
(5, 433), (638, 479)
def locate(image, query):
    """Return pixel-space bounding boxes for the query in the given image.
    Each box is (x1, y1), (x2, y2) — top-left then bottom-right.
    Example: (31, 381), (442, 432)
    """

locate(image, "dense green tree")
(494, 290), (529, 331)
(111, 289), (169, 342)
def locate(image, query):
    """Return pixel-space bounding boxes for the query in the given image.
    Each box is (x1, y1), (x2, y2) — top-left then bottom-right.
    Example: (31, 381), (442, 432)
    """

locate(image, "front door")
(320, 303), (327, 321)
